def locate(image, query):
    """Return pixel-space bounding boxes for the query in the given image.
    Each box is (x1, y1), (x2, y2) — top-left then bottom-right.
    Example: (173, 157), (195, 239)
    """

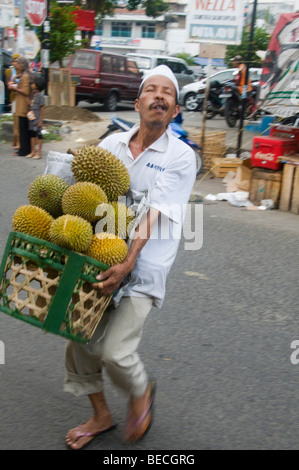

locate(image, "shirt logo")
(146, 162), (165, 172)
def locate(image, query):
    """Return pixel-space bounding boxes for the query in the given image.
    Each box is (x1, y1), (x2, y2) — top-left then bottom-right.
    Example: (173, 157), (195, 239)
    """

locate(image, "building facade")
(92, 1), (200, 57)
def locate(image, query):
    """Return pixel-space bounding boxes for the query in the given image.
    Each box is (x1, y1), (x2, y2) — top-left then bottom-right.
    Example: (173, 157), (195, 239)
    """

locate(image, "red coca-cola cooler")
(251, 136), (298, 170)
(270, 125), (299, 148)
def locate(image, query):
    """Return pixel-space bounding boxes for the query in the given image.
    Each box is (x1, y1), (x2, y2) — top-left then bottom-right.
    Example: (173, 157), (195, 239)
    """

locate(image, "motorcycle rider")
(230, 55), (252, 96)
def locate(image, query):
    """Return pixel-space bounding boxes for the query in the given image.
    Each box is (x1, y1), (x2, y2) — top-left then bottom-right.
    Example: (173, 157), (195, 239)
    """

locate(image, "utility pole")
(18, 0), (26, 56)
(237, 0), (259, 158)
(41, 1), (50, 96)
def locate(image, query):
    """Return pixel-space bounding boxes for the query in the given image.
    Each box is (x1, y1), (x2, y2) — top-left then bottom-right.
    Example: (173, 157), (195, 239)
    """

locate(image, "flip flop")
(66, 423), (117, 450)
(126, 381), (157, 443)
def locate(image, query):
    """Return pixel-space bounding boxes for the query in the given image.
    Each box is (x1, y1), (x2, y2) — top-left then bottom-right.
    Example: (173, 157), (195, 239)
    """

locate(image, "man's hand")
(92, 262), (131, 297)
(91, 207), (160, 296)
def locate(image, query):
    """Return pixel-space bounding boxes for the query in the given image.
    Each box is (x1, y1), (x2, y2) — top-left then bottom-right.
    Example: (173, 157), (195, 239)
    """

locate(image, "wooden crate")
(211, 157), (243, 178)
(279, 163), (299, 214)
(190, 131), (227, 170)
(249, 168), (282, 208)
(0, 232), (112, 344)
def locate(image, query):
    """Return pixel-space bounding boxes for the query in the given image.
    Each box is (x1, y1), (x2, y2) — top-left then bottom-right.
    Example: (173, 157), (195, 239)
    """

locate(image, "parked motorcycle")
(196, 80), (225, 119)
(99, 113), (203, 176)
(220, 80), (259, 128)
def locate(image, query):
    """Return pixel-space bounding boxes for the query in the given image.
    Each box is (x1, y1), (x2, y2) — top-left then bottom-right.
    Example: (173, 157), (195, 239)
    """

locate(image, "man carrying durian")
(64, 65), (197, 449)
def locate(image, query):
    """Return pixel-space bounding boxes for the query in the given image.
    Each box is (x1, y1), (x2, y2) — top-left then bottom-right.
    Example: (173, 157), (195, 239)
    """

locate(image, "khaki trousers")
(64, 296), (153, 398)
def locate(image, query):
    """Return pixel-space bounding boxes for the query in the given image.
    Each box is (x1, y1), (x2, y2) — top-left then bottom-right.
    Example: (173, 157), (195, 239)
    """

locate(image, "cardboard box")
(279, 163), (299, 214)
(249, 168), (282, 208)
(226, 158), (252, 192)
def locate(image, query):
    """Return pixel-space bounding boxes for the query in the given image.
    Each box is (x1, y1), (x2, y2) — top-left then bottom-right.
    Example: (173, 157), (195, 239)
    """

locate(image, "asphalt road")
(0, 106), (299, 452)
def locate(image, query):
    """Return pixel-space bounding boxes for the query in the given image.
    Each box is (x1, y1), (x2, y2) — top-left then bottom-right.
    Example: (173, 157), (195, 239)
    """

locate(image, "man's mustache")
(149, 100), (168, 111)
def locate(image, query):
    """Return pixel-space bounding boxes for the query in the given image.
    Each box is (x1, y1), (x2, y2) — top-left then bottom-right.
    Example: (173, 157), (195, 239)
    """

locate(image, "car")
(179, 68), (262, 111)
(1, 49), (12, 111)
(68, 49), (142, 111)
(126, 53), (196, 90)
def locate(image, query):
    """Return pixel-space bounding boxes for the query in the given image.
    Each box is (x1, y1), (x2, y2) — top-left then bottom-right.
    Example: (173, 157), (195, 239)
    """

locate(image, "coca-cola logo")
(254, 151), (275, 161)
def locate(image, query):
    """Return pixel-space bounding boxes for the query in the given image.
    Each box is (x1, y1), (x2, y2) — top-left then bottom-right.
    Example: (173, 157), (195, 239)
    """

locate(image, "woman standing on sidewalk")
(4, 53), (20, 150)
(8, 56), (31, 157)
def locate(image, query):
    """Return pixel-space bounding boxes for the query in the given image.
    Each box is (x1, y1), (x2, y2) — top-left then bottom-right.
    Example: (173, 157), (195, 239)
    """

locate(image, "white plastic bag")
(44, 151), (76, 185)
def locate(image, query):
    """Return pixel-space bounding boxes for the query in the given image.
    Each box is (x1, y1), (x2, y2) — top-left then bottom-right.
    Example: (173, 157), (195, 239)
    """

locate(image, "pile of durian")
(11, 146), (136, 267)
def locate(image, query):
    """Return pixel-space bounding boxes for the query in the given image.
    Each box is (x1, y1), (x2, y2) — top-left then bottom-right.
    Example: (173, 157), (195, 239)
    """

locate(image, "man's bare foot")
(66, 391), (116, 449)
(124, 382), (156, 443)
(66, 414), (115, 450)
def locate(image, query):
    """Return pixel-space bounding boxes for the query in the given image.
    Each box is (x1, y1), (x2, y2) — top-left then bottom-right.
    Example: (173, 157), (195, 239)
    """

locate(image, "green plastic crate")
(0, 232), (112, 344)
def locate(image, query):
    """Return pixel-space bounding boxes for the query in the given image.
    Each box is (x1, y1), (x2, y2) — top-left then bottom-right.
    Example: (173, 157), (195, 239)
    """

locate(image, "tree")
(127, 0), (168, 18)
(225, 26), (271, 68)
(37, 1), (79, 66)
(175, 53), (196, 66)
(73, 0), (168, 18)
(73, 0), (118, 19)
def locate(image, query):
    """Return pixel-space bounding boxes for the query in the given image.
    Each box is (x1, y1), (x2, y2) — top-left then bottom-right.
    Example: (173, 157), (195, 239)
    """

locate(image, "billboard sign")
(187, 0), (245, 45)
(0, 0), (15, 28)
(24, 30), (41, 59)
(260, 12), (299, 117)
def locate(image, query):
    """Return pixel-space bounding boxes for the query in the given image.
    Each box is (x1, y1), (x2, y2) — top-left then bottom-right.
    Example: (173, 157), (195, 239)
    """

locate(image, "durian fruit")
(62, 182), (108, 223)
(12, 205), (54, 241)
(28, 174), (69, 218)
(86, 233), (128, 266)
(71, 146), (130, 201)
(49, 214), (93, 252)
(98, 201), (135, 239)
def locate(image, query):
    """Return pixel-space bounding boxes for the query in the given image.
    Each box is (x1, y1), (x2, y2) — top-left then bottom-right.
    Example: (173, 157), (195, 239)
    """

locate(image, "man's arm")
(92, 207), (160, 296)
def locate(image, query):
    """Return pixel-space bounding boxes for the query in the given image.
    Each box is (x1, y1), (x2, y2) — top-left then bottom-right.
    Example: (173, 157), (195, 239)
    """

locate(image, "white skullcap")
(140, 65), (179, 98)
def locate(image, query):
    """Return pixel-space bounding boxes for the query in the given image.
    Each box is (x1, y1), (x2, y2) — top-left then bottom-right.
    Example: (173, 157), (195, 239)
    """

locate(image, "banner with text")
(187, 0), (245, 45)
(0, 0), (15, 28)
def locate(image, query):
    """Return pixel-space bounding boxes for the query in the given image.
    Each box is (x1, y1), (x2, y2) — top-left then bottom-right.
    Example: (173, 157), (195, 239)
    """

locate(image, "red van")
(68, 49), (142, 111)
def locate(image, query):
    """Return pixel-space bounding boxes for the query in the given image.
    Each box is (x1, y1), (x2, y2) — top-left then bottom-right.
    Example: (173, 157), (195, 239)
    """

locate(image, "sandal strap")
(76, 425), (96, 438)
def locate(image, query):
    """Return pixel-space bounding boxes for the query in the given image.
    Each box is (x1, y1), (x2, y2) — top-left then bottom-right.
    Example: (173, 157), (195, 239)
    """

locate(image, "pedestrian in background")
(8, 56), (31, 157)
(26, 75), (45, 160)
(230, 55), (252, 96)
(4, 53), (20, 150)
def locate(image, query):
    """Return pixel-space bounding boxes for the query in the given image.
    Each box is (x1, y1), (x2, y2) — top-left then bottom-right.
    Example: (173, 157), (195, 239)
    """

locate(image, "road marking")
(184, 271), (210, 280)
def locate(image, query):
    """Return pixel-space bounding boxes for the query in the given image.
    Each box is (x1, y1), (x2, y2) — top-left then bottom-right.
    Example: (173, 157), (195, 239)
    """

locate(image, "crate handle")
(43, 252), (85, 335)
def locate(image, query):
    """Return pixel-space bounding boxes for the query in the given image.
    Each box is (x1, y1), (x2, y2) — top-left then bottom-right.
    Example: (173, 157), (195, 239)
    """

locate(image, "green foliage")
(49, 2), (80, 66)
(37, 1), (80, 67)
(127, 0), (168, 18)
(225, 26), (271, 68)
(175, 53), (196, 66)
(73, 0), (118, 19)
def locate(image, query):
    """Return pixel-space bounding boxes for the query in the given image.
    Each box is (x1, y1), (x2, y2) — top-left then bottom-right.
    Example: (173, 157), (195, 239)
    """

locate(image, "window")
(127, 60), (140, 75)
(112, 56), (126, 73)
(102, 56), (112, 73)
(216, 71), (235, 82)
(72, 51), (97, 70)
(142, 24), (155, 38)
(111, 22), (131, 38)
(131, 56), (152, 70)
(95, 24), (103, 35)
(157, 59), (184, 74)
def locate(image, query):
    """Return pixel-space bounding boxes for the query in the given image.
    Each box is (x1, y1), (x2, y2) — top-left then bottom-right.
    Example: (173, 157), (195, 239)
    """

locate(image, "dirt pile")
(44, 105), (102, 122)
